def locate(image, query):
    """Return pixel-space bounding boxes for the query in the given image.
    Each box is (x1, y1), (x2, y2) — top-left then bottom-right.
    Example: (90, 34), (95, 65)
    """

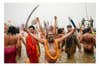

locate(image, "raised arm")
(30, 32), (45, 44)
(56, 28), (75, 42)
(36, 17), (46, 36)
(53, 16), (57, 35)
(16, 35), (22, 49)
(24, 28), (45, 43)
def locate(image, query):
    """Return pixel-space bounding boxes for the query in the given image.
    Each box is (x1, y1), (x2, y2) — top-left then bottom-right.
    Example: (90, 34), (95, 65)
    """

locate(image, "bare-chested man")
(80, 27), (96, 54)
(26, 16), (76, 63)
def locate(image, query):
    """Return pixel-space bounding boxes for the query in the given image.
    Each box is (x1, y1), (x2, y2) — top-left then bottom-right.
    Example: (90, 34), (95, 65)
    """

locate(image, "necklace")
(44, 40), (59, 60)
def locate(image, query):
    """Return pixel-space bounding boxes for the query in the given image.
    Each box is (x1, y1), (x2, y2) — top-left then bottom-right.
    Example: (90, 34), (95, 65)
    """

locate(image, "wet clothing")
(65, 33), (80, 58)
(26, 34), (39, 63)
(4, 46), (17, 63)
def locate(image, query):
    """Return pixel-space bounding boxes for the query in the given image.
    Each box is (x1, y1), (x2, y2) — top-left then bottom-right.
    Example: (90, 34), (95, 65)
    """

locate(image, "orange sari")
(26, 34), (39, 63)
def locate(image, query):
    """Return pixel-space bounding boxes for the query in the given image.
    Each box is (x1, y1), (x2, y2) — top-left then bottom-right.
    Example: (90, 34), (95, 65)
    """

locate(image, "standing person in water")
(64, 25), (81, 59)
(80, 27), (96, 54)
(4, 26), (22, 63)
(26, 25), (40, 63)
(26, 16), (76, 63)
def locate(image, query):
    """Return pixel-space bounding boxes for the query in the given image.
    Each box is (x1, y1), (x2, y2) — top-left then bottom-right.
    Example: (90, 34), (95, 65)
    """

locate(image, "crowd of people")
(4, 16), (96, 63)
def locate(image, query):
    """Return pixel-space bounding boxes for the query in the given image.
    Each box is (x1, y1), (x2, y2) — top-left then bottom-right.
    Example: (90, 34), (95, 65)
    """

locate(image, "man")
(4, 26), (21, 63)
(64, 25), (81, 59)
(26, 25), (39, 63)
(28, 25), (75, 63)
(80, 27), (96, 54)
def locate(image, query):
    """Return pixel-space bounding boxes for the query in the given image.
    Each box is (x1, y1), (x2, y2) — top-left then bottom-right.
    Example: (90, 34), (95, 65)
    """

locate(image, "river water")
(17, 43), (95, 63)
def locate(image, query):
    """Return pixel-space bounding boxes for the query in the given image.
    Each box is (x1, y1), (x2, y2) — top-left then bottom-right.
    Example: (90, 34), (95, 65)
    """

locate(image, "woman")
(4, 26), (21, 63)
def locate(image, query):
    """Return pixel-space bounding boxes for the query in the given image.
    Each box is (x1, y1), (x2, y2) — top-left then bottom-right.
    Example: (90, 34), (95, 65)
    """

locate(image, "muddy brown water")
(17, 43), (95, 63)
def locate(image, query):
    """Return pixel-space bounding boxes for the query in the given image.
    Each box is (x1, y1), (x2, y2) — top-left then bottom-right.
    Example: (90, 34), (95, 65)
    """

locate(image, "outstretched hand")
(36, 17), (39, 22)
(54, 16), (57, 20)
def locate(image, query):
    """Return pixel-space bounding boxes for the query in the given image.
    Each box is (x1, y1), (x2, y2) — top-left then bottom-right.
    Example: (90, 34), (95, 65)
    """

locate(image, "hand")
(68, 17), (71, 20)
(54, 16), (57, 20)
(36, 17), (39, 22)
(73, 28), (76, 32)
(32, 19), (37, 24)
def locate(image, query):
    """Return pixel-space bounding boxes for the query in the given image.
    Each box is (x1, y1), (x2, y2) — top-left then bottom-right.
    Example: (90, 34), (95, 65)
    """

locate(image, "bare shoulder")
(16, 34), (22, 40)
(4, 33), (8, 39)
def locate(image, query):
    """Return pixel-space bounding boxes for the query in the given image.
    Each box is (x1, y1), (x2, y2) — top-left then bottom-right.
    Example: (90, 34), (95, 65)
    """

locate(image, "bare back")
(4, 33), (18, 47)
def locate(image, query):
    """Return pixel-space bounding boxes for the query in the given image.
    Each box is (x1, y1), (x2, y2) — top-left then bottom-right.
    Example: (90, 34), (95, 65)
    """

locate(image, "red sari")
(26, 34), (39, 63)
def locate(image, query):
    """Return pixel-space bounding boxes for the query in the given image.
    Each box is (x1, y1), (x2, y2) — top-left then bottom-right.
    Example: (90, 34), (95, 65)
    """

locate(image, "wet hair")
(29, 25), (35, 30)
(16, 27), (19, 33)
(86, 27), (91, 33)
(83, 27), (91, 34)
(8, 26), (17, 35)
(58, 28), (64, 34)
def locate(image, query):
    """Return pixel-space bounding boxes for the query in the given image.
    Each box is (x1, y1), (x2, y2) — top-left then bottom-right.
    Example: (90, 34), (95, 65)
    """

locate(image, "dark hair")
(86, 27), (91, 32)
(16, 27), (19, 33)
(83, 27), (91, 34)
(29, 25), (35, 30)
(58, 28), (64, 34)
(8, 26), (17, 35)
(67, 25), (72, 28)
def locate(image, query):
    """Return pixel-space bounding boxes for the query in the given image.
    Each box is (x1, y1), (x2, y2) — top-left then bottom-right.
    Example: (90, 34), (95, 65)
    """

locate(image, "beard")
(47, 36), (54, 43)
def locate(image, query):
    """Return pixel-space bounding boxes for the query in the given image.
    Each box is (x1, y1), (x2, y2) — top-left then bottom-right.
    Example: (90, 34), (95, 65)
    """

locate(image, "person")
(18, 24), (29, 63)
(64, 25), (81, 59)
(4, 26), (21, 63)
(56, 28), (65, 61)
(26, 25), (40, 63)
(27, 25), (76, 63)
(16, 27), (27, 61)
(57, 28), (65, 51)
(80, 27), (96, 54)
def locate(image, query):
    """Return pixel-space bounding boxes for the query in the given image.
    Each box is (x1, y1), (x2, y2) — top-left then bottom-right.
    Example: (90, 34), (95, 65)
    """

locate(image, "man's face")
(47, 35), (55, 43)
(29, 28), (34, 33)
(47, 31), (55, 43)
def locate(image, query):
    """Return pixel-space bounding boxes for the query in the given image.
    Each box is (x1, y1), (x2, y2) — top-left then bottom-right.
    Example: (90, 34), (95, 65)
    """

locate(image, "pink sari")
(4, 46), (16, 63)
